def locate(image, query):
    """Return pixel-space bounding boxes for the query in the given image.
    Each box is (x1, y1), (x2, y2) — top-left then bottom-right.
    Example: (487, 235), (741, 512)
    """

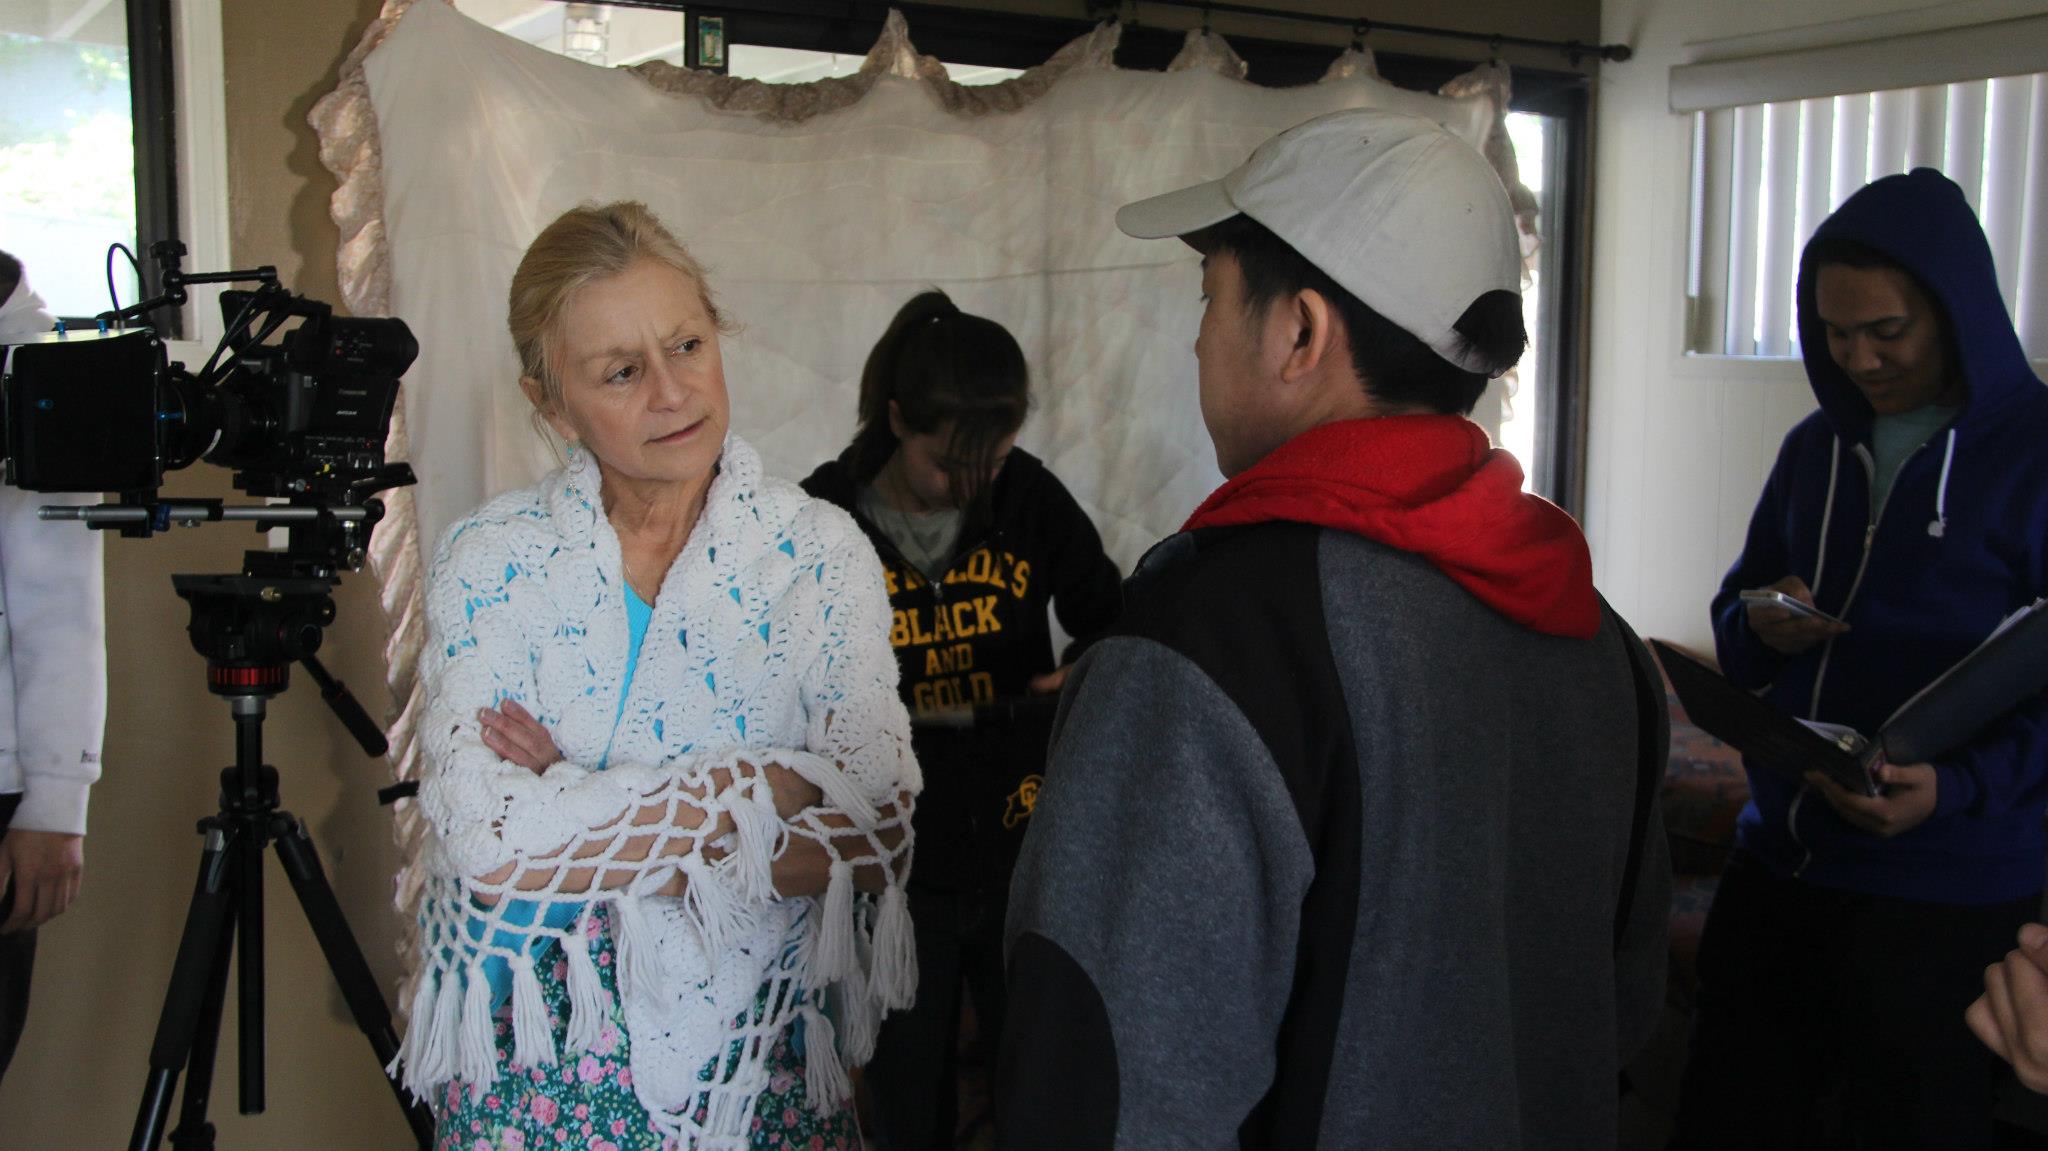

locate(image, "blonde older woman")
(396, 202), (918, 1151)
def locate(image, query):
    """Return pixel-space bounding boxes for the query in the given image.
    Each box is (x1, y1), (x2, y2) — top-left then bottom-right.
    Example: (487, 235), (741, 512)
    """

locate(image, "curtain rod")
(1106, 0), (1632, 64)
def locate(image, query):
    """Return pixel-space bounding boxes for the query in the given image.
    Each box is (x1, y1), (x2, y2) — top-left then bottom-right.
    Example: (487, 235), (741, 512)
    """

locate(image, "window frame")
(164, 0), (230, 362)
(124, 0), (179, 334)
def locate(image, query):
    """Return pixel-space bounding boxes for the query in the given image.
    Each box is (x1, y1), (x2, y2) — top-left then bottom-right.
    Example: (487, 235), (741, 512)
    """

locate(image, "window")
(1687, 73), (2048, 359)
(455, 1), (682, 66)
(453, 1), (1021, 83)
(724, 44), (1018, 85)
(0, 0), (201, 338)
(0, 0), (142, 319)
(1498, 110), (1550, 494)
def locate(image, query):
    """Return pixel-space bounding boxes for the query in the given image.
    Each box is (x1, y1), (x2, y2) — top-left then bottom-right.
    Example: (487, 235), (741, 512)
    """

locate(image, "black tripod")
(129, 574), (435, 1151)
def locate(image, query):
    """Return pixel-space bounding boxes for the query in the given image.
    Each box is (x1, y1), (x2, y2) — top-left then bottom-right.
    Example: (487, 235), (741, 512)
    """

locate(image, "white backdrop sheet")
(359, 0), (1509, 566)
(314, 0), (1522, 980)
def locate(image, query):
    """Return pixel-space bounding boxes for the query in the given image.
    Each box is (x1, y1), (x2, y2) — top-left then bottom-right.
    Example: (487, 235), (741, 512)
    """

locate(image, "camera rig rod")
(39, 502), (372, 529)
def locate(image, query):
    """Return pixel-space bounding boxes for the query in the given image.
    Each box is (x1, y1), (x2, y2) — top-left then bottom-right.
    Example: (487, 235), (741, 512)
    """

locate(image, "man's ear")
(1278, 288), (1338, 384)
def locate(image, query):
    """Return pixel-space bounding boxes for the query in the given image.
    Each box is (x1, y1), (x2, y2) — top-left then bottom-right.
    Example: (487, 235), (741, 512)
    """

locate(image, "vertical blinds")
(1689, 73), (2048, 359)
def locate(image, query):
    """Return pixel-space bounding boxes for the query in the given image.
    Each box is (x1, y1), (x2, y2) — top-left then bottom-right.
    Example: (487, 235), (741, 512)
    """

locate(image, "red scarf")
(1182, 416), (1601, 639)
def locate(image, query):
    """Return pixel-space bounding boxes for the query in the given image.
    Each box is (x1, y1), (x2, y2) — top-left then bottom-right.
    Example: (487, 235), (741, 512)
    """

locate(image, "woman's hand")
(752, 761), (824, 818)
(772, 789), (914, 897)
(1746, 576), (1850, 655)
(479, 700), (562, 775)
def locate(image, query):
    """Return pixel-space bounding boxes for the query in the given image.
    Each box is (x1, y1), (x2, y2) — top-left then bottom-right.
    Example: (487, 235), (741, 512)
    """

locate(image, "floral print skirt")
(432, 906), (858, 1151)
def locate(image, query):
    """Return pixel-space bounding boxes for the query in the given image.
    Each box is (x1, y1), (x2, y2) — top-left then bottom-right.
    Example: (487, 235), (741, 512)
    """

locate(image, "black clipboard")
(1879, 600), (2048, 765)
(1651, 641), (1881, 797)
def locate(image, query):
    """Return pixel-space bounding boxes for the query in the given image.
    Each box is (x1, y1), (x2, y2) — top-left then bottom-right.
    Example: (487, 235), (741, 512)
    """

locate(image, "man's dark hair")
(1801, 236), (1956, 363)
(1190, 215), (1525, 416)
(1802, 237), (1949, 319)
(0, 250), (20, 303)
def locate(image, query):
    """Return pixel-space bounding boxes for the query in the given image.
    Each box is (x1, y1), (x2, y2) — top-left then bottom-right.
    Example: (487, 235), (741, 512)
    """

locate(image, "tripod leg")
(271, 814), (437, 1149)
(169, 841), (242, 1151)
(237, 809), (265, 1115)
(131, 826), (239, 1151)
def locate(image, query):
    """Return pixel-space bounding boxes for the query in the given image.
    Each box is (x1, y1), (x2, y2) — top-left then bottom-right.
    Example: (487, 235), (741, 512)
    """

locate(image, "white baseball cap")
(1116, 108), (1523, 377)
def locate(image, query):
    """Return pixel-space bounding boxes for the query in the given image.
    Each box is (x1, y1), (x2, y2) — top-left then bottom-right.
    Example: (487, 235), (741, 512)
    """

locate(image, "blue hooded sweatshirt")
(1712, 168), (2048, 905)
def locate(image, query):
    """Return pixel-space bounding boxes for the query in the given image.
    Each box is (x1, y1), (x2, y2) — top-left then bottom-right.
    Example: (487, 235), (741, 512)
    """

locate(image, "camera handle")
(300, 653), (388, 758)
(100, 240), (279, 326)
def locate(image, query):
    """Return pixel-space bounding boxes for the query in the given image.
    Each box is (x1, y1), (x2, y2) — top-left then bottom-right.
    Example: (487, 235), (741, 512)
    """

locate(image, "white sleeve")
(0, 468), (105, 835)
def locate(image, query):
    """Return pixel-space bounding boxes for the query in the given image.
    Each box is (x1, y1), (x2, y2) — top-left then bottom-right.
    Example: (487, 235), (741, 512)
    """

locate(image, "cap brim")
(1115, 178), (1238, 241)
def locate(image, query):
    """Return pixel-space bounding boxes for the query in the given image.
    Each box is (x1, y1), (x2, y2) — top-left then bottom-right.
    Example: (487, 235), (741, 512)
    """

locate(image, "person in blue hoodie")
(1674, 169), (2048, 1148)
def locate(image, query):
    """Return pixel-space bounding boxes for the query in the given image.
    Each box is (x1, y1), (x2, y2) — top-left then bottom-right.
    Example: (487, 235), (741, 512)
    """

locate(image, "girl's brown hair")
(844, 290), (1030, 515)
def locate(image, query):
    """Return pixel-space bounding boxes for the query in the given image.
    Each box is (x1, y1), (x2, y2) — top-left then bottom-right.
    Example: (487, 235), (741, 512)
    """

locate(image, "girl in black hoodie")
(802, 290), (1121, 1150)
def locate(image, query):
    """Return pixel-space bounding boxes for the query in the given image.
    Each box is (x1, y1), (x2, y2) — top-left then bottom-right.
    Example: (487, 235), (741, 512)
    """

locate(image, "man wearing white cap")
(996, 110), (1668, 1148)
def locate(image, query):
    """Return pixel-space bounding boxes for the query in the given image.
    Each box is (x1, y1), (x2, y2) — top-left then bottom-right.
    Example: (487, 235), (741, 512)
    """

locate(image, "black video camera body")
(2, 288), (416, 502)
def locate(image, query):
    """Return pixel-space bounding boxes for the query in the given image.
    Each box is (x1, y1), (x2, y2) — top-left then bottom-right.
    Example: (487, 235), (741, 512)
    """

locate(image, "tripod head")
(171, 572), (387, 757)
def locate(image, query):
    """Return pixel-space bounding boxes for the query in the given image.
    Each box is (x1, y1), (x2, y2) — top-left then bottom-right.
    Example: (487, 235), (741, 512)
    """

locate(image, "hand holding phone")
(1741, 589), (1845, 626)
(1742, 578), (1850, 655)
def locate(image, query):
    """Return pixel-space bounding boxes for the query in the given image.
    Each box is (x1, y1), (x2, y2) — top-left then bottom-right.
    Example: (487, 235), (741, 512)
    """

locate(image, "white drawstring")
(1928, 427), (1957, 538)
(1813, 438), (1842, 593)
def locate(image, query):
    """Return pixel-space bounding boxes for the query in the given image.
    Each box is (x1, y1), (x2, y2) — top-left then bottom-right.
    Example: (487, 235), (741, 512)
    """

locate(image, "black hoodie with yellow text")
(802, 448), (1122, 893)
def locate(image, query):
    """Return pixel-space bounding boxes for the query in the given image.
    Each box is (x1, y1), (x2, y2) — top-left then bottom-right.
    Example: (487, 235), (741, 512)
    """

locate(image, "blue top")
(1869, 404), (1958, 513)
(608, 585), (656, 758)
(470, 585), (654, 1004)
(1713, 168), (2048, 904)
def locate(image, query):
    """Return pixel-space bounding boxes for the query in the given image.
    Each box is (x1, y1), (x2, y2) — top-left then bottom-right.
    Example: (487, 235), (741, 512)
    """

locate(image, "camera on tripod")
(0, 240), (417, 581)
(0, 240), (438, 1148)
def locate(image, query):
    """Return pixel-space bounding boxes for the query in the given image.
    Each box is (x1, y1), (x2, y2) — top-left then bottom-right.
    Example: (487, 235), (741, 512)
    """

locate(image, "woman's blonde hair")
(507, 200), (732, 414)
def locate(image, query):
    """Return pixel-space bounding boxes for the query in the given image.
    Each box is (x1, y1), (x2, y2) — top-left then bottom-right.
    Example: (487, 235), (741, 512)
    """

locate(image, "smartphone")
(1741, 589), (1844, 626)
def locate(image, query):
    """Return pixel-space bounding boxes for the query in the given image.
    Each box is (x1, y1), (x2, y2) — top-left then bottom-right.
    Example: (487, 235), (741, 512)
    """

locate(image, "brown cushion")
(1651, 645), (1751, 877)
(1647, 643), (1752, 1007)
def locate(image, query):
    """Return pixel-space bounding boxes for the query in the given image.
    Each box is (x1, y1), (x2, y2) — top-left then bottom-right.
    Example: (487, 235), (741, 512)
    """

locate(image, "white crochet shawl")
(397, 435), (920, 1146)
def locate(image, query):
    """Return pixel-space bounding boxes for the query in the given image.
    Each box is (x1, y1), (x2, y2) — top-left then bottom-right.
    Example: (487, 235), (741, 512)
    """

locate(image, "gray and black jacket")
(998, 521), (1670, 1150)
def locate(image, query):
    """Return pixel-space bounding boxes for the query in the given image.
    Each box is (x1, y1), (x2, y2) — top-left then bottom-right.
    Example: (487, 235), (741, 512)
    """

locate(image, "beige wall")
(1579, 0), (2034, 651)
(0, 0), (1593, 1144)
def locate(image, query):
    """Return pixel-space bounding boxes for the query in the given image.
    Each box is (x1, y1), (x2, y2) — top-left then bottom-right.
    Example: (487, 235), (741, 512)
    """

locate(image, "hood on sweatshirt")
(1797, 168), (2038, 444)
(1182, 415), (1600, 638)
